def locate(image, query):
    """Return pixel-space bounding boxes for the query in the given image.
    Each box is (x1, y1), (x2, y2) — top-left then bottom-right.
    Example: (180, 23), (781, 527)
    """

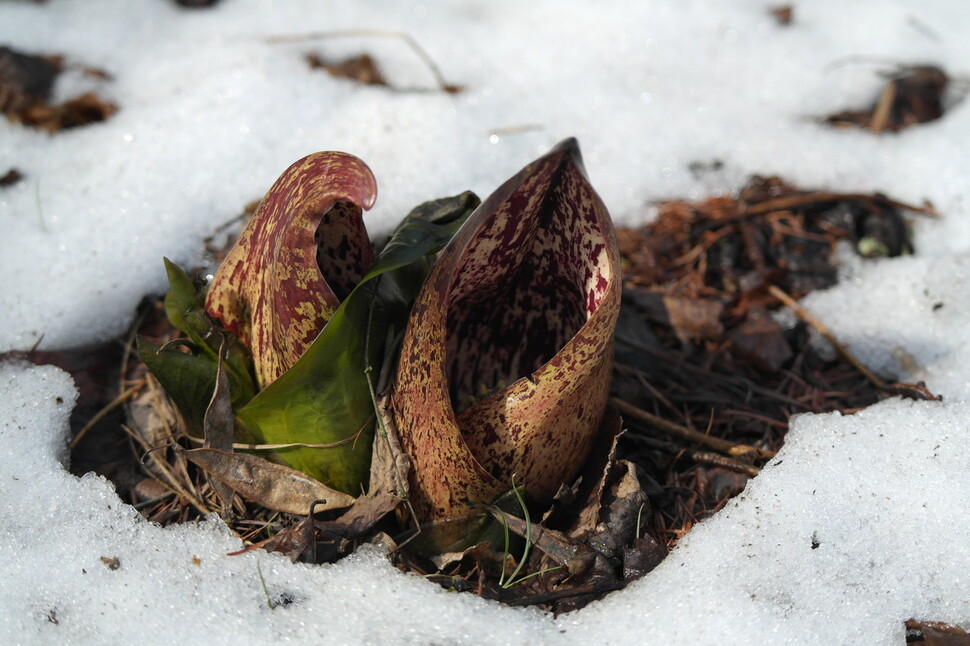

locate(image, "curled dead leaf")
(179, 447), (355, 515)
(202, 347), (237, 516)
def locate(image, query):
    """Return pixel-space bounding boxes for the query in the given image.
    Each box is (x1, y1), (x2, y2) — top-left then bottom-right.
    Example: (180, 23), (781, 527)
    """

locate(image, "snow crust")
(3, 361), (969, 645)
(2, 1), (970, 644)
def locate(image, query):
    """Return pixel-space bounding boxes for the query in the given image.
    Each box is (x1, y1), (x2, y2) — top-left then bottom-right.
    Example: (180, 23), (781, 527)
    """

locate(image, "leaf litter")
(50, 171), (942, 615)
(0, 45), (116, 132)
(823, 64), (962, 133)
(267, 29), (463, 94)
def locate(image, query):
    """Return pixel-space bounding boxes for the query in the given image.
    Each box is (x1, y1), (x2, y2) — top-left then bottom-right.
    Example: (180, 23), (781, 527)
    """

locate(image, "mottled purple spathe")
(391, 139), (621, 522)
(205, 152), (377, 387)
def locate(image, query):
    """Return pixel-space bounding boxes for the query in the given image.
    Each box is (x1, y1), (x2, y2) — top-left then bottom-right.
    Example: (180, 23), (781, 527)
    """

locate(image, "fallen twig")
(738, 191), (936, 218)
(767, 284), (886, 389)
(610, 397), (773, 458)
(687, 450), (760, 477)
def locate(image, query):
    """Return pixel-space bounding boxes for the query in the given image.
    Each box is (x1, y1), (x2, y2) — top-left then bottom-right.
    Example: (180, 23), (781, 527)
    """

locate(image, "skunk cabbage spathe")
(205, 152), (377, 388)
(390, 139), (621, 522)
(197, 152), (379, 493)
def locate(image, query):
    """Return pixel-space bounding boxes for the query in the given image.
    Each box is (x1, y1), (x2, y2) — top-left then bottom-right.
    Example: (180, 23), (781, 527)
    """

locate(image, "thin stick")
(820, 54), (904, 74)
(688, 450), (760, 477)
(613, 363), (678, 415)
(738, 191), (936, 218)
(767, 284), (886, 389)
(184, 435), (364, 451)
(120, 424), (212, 517)
(610, 397), (773, 458)
(722, 409), (790, 429)
(145, 375), (203, 503)
(869, 80), (897, 133)
(486, 124), (544, 137)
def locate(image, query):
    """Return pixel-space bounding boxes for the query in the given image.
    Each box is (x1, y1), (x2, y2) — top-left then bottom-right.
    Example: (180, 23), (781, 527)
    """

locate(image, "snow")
(1, 0), (969, 643)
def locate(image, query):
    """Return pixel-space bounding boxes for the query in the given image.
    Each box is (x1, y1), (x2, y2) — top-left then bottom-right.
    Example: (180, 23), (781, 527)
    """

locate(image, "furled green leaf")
(390, 138), (622, 522)
(163, 257), (204, 344)
(138, 336), (255, 437)
(161, 258), (256, 405)
(367, 191), (480, 285)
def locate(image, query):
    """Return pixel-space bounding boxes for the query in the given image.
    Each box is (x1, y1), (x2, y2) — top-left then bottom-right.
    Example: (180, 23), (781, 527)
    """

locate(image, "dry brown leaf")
(202, 350), (237, 515)
(252, 516), (316, 561)
(22, 91), (117, 132)
(0, 168), (23, 188)
(770, 6), (793, 25)
(565, 409), (624, 534)
(729, 306), (793, 371)
(429, 541), (512, 576)
(624, 288), (723, 344)
(179, 447), (355, 515)
(306, 52), (386, 86)
(825, 66), (950, 133)
(370, 392), (411, 500)
(0, 47), (116, 132)
(315, 491), (402, 542)
(905, 619), (970, 646)
(0, 45), (61, 118)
